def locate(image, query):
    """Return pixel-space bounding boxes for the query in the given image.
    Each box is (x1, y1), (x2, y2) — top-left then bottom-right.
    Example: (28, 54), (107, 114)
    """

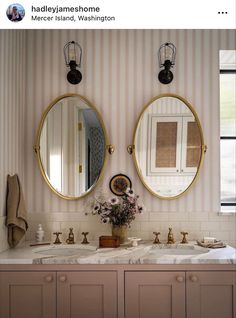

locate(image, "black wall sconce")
(64, 41), (82, 85)
(158, 43), (176, 84)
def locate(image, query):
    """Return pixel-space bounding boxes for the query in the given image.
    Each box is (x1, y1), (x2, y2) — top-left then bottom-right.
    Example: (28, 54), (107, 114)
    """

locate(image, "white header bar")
(0, 0), (235, 29)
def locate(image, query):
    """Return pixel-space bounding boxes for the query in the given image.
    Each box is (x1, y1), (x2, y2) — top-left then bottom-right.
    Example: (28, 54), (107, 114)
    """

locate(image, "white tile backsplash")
(25, 211), (236, 247)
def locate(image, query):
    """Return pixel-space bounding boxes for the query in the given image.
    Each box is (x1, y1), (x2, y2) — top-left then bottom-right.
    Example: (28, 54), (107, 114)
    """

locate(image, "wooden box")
(99, 236), (120, 248)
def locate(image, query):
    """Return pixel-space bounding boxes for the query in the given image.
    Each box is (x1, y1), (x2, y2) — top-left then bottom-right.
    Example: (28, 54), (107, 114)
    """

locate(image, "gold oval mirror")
(35, 94), (109, 200)
(132, 94), (206, 199)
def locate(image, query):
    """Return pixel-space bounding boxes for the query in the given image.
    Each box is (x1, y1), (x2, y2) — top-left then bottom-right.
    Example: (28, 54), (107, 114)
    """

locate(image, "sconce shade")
(158, 43), (176, 85)
(64, 41), (82, 85)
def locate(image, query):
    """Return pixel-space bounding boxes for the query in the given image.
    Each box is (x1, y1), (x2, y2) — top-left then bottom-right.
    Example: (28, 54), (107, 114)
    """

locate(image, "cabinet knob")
(190, 275), (198, 282)
(176, 276), (184, 283)
(59, 275), (67, 282)
(44, 275), (53, 283)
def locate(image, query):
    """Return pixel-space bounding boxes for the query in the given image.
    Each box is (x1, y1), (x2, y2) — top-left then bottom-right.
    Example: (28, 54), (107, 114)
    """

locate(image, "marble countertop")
(0, 241), (235, 265)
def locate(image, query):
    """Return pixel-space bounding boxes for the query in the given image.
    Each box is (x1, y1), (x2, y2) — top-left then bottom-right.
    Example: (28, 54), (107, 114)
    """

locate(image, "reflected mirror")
(133, 94), (206, 199)
(35, 94), (108, 199)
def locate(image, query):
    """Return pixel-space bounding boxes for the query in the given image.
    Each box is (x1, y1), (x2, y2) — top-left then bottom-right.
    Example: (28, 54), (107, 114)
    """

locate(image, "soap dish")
(128, 237), (142, 247)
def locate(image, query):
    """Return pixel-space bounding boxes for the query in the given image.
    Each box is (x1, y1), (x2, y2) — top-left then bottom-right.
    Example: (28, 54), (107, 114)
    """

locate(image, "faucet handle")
(53, 232), (62, 244)
(81, 232), (89, 244)
(180, 231), (188, 244)
(153, 231), (161, 244)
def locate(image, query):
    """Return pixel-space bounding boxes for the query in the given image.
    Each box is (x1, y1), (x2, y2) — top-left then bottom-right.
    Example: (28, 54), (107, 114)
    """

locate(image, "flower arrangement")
(91, 188), (144, 227)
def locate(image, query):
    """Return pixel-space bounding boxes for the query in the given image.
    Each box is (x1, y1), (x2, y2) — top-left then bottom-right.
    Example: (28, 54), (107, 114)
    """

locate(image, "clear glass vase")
(112, 225), (128, 244)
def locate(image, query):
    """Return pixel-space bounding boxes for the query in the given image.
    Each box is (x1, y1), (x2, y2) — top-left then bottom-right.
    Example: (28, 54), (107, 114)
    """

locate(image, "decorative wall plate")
(109, 174), (132, 196)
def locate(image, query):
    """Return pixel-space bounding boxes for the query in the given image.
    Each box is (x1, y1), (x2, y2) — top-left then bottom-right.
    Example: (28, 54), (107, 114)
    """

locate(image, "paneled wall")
(0, 30), (26, 252)
(20, 30), (236, 246)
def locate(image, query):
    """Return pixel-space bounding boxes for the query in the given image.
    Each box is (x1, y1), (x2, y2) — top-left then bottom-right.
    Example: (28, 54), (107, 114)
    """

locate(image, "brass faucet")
(180, 231), (188, 244)
(53, 232), (62, 244)
(66, 228), (75, 244)
(167, 227), (175, 244)
(81, 232), (89, 244)
(153, 231), (161, 244)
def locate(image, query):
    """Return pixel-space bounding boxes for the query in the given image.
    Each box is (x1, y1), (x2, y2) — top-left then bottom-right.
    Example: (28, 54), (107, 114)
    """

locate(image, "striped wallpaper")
(0, 30), (236, 250)
(0, 30), (26, 252)
(23, 30), (236, 246)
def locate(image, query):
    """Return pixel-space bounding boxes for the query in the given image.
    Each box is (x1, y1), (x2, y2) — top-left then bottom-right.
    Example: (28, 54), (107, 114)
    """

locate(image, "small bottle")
(35, 224), (45, 243)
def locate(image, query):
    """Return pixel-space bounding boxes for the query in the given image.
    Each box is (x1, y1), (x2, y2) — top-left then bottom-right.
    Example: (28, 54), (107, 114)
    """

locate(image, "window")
(220, 50), (236, 212)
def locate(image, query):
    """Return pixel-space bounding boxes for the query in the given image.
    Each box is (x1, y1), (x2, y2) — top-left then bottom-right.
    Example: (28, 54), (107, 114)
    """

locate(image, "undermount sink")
(147, 244), (209, 256)
(33, 244), (97, 257)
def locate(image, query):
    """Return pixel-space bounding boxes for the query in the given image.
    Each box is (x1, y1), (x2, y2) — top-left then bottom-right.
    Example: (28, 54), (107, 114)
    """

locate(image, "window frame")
(219, 68), (236, 211)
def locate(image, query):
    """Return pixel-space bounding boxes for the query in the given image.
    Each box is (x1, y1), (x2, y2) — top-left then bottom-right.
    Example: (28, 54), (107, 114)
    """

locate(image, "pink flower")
(126, 188), (135, 197)
(92, 204), (100, 214)
(109, 197), (119, 205)
(102, 217), (110, 224)
(127, 196), (135, 204)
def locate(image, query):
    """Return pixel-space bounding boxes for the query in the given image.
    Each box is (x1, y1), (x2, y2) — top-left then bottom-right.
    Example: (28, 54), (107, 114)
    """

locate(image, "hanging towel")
(6, 174), (28, 248)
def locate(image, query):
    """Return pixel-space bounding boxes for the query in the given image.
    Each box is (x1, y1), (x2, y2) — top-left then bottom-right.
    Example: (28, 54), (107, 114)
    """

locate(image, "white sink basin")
(148, 244), (209, 256)
(33, 244), (97, 256)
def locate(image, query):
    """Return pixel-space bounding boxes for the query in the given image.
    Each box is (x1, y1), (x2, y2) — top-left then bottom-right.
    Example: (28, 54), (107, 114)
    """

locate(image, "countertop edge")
(0, 263), (235, 271)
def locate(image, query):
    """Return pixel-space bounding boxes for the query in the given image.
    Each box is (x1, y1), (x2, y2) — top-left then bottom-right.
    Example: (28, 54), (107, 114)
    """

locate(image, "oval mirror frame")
(34, 93), (110, 200)
(132, 93), (207, 200)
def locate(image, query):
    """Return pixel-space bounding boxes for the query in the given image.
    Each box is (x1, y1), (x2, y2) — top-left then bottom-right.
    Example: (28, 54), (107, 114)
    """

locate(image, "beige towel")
(6, 174), (28, 248)
(197, 240), (226, 248)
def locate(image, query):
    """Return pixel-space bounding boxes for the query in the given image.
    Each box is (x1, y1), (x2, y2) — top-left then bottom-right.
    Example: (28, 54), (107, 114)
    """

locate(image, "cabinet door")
(149, 116), (182, 174)
(125, 271), (185, 318)
(181, 117), (201, 174)
(57, 271), (117, 318)
(187, 271), (236, 318)
(0, 271), (56, 318)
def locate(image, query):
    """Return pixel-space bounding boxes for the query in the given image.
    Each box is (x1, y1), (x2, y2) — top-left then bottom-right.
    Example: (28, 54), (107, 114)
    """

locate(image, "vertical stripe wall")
(1, 30), (236, 248)
(0, 30), (26, 252)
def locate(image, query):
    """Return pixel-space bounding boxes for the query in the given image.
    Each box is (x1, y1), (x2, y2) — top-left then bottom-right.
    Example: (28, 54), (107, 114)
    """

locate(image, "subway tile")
(219, 222), (236, 232)
(168, 213), (189, 222)
(28, 221), (61, 233)
(188, 212), (209, 221)
(149, 212), (169, 221)
(208, 213), (230, 222)
(209, 231), (230, 241)
(201, 222), (220, 231)
(159, 222), (181, 231)
(140, 222), (163, 232)
(128, 222), (141, 231)
(180, 222), (201, 231)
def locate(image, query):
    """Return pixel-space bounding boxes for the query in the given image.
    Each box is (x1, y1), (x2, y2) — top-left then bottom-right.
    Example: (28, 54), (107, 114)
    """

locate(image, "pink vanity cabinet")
(125, 271), (185, 318)
(0, 267), (117, 318)
(186, 271), (236, 318)
(0, 271), (56, 318)
(0, 264), (235, 318)
(57, 271), (117, 318)
(125, 268), (236, 318)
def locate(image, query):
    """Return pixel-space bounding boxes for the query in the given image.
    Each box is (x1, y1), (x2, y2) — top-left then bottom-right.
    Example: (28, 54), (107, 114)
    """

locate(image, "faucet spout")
(167, 227), (175, 244)
(66, 228), (75, 244)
